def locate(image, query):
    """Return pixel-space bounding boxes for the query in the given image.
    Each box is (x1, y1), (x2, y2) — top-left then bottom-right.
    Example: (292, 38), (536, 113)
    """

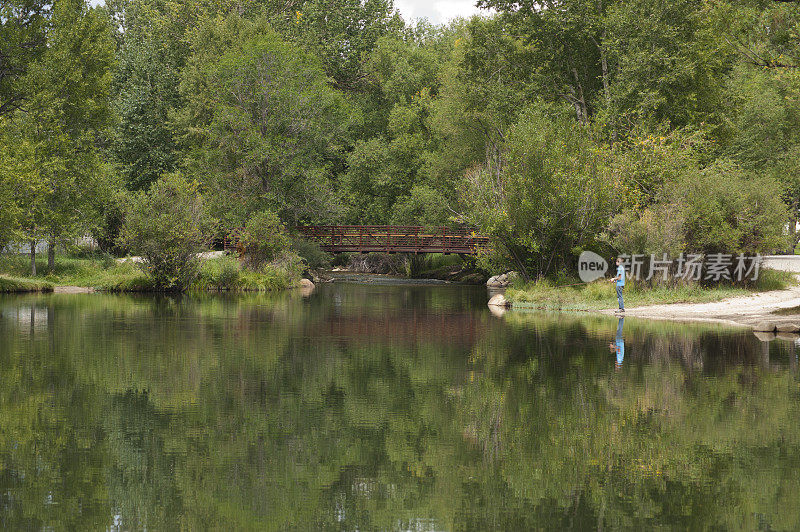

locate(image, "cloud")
(395, 0), (486, 24)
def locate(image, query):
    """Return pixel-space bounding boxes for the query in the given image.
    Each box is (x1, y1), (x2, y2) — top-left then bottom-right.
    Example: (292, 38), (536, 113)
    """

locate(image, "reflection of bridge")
(294, 226), (490, 255)
(322, 313), (485, 347)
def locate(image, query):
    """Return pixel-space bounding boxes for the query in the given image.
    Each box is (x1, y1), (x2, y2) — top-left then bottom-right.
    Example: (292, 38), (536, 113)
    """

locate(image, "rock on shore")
(488, 294), (510, 308)
(486, 272), (518, 288)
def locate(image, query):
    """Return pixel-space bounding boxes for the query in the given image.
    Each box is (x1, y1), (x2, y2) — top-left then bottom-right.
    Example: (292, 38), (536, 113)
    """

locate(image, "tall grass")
(506, 268), (798, 310)
(0, 275), (54, 293)
(192, 255), (297, 291)
(0, 252), (153, 289)
(0, 252), (299, 292)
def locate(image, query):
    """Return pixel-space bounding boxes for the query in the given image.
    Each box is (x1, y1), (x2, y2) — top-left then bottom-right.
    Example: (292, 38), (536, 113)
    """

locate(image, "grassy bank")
(0, 275), (54, 293)
(191, 255), (298, 292)
(506, 269), (798, 311)
(0, 253), (299, 292)
(0, 253), (132, 288)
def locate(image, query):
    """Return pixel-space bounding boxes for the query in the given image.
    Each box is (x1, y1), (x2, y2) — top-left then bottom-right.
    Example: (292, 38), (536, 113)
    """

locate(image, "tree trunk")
(48, 240), (55, 271)
(597, 1), (610, 106)
(30, 239), (36, 276)
(599, 34), (610, 109)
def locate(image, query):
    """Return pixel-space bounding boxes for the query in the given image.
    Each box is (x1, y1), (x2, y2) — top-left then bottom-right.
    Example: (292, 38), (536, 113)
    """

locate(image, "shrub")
(611, 160), (789, 257)
(678, 161), (788, 255)
(460, 105), (615, 278)
(291, 237), (332, 269)
(118, 174), (217, 291)
(197, 255), (241, 290)
(235, 211), (292, 270)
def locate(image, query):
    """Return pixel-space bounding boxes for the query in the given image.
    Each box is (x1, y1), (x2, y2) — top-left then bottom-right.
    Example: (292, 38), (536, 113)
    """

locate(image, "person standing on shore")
(610, 257), (625, 313)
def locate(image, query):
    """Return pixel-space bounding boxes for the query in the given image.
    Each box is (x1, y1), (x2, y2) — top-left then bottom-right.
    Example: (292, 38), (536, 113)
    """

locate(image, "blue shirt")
(616, 265), (625, 287)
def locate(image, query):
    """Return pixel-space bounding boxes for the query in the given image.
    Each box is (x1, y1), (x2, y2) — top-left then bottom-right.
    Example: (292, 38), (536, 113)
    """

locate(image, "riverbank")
(0, 275), (54, 293)
(0, 254), (300, 293)
(504, 269), (799, 329)
(599, 282), (800, 329)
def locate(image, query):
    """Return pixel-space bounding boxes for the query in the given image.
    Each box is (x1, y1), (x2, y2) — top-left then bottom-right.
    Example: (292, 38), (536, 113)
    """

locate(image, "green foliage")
(677, 161), (788, 254)
(427, 17), (532, 185)
(0, 275), (53, 293)
(2, 0), (115, 271)
(475, 0), (602, 124)
(118, 174), (217, 291)
(196, 255), (241, 290)
(111, 30), (181, 191)
(604, 0), (729, 128)
(0, 129), (31, 246)
(236, 210), (292, 270)
(461, 105), (615, 279)
(390, 185), (451, 225)
(181, 15), (350, 228)
(291, 237), (332, 269)
(339, 28), (455, 222)
(3, 0), (800, 286)
(284, 0), (402, 90)
(0, 0), (48, 117)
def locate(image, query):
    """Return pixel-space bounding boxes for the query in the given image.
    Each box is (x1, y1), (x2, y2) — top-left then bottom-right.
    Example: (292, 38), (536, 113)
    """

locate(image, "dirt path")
(600, 284), (800, 328)
(54, 286), (94, 294)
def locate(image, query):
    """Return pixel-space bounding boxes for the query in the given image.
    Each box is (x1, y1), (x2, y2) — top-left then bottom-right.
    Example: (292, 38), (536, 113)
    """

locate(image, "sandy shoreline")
(599, 284), (800, 329)
(53, 286), (95, 294)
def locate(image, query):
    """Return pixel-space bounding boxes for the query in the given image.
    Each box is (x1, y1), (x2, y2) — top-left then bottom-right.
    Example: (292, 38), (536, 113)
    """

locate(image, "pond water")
(1, 282), (799, 530)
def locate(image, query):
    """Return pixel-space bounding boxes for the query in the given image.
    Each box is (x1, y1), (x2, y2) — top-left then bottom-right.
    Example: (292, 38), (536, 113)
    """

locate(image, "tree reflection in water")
(0, 286), (798, 530)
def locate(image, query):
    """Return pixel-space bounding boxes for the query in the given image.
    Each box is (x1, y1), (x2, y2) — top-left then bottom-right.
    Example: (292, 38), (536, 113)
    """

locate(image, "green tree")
(118, 173), (217, 290)
(11, 0), (114, 272)
(475, 0), (608, 124)
(461, 105), (615, 279)
(0, 0), (49, 117)
(340, 27), (456, 224)
(712, 0), (800, 70)
(285, 0), (403, 91)
(110, 10), (182, 191)
(0, 129), (37, 249)
(426, 17), (534, 191)
(180, 15), (350, 229)
(234, 210), (292, 270)
(723, 65), (800, 250)
(604, 0), (730, 130)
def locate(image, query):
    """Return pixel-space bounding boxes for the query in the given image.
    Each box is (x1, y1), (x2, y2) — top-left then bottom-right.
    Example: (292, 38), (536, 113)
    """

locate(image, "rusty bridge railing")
(292, 225), (490, 255)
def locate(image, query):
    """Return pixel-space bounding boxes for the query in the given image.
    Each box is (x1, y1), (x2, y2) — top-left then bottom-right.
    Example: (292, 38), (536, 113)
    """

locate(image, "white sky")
(394, 0), (485, 24)
(89, 0), (486, 25)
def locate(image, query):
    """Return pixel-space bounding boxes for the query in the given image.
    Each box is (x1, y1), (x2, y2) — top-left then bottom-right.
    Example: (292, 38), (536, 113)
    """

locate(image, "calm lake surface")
(1, 281), (799, 530)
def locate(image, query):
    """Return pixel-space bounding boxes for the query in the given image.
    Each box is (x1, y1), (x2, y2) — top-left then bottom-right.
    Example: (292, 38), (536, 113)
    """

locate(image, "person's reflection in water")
(609, 317), (624, 369)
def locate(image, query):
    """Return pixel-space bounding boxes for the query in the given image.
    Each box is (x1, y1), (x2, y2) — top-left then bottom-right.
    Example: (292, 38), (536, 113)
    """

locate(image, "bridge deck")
(294, 225), (490, 255)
